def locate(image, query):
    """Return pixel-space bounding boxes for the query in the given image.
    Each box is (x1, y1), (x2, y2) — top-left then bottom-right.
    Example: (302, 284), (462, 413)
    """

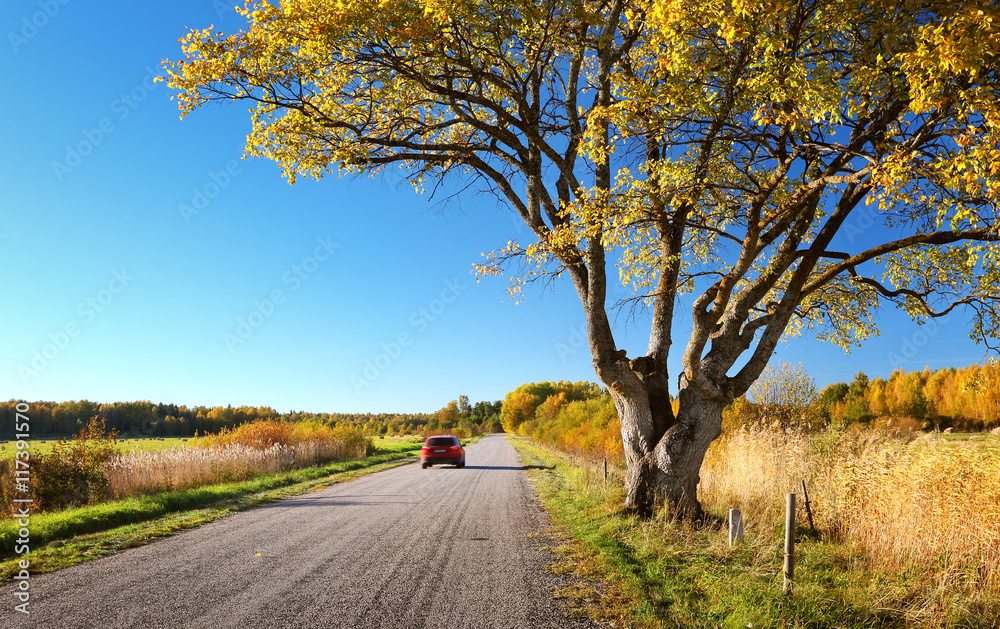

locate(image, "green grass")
(0, 448), (421, 580)
(509, 436), (998, 629)
(0, 437), (195, 461)
(371, 435), (427, 452)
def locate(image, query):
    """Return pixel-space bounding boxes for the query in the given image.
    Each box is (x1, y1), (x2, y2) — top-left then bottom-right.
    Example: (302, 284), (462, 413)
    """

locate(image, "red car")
(421, 435), (465, 468)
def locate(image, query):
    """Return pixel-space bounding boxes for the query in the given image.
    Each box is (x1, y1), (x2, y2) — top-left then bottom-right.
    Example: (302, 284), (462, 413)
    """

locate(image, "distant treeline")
(1, 396), (503, 439)
(812, 361), (1000, 430)
(12, 360), (992, 442)
(499, 364), (1000, 465)
(733, 360), (1000, 431)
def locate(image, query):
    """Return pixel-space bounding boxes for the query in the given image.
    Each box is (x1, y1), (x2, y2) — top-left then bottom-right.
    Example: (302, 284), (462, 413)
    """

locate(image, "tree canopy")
(164, 0), (1000, 515)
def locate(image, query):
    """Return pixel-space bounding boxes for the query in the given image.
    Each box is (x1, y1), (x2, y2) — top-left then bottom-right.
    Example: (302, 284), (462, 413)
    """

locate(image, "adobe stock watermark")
(11, 402), (32, 615)
(350, 279), (468, 394)
(887, 316), (951, 369)
(7, 0), (70, 53)
(844, 204), (879, 244)
(223, 236), (339, 352)
(51, 66), (160, 182)
(18, 269), (134, 383)
(178, 160), (242, 224)
(212, 0), (241, 20)
(555, 321), (588, 363)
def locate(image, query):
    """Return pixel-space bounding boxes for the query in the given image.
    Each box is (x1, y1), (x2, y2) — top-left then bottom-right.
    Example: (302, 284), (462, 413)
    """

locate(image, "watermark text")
(351, 279), (467, 393)
(224, 236), (339, 351)
(12, 402), (32, 615)
(19, 269), (134, 383)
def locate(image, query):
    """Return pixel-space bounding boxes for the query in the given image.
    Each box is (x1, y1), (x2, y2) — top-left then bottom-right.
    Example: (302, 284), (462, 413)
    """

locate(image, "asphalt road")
(6, 434), (607, 629)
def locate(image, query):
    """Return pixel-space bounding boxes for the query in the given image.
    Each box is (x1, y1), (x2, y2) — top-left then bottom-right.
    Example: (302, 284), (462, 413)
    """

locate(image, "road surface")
(7, 434), (606, 628)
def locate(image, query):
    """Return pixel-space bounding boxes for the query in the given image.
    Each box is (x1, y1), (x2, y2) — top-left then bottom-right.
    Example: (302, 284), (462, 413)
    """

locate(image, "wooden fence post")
(783, 493), (796, 595)
(800, 480), (815, 532)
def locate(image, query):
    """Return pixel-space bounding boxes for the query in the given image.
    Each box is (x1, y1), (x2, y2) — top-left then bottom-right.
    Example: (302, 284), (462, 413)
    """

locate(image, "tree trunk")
(612, 373), (725, 519)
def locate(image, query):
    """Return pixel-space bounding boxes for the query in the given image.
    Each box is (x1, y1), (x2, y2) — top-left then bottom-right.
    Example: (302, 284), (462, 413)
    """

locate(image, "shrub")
(0, 419), (375, 514)
(31, 418), (119, 511)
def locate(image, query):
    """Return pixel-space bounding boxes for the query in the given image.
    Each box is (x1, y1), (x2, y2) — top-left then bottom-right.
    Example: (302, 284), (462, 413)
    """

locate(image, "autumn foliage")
(196, 419), (372, 454)
(501, 382), (625, 464)
(717, 360), (1000, 433)
(500, 382), (605, 433)
(819, 361), (1000, 430)
(528, 396), (624, 465)
(504, 362), (1000, 470)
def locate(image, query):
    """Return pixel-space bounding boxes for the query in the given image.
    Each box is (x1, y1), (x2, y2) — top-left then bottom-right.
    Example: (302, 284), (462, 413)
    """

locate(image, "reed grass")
(512, 437), (897, 629)
(699, 425), (1000, 625)
(105, 441), (356, 497)
(103, 421), (373, 499)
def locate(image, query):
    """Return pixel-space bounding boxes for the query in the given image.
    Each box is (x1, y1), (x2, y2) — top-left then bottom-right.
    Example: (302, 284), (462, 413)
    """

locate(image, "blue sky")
(1, 1), (991, 414)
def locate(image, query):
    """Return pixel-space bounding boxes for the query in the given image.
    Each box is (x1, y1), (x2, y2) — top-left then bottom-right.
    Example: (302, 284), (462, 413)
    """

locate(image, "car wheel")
(421, 462), (428, 469)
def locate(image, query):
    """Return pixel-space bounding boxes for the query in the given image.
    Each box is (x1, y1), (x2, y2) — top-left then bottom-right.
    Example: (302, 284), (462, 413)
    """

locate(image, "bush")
(31, 418), (119, 511)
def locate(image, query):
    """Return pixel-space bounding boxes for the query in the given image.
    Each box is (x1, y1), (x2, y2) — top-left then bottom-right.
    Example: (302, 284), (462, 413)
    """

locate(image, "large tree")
(164, 0), (1000, 516)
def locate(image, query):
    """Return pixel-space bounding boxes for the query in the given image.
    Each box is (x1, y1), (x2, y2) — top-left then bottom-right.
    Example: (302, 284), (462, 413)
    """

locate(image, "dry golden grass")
(104, 421), (372, 498)
(699, 425), (1000, 622)
(699, 423), (815, 529)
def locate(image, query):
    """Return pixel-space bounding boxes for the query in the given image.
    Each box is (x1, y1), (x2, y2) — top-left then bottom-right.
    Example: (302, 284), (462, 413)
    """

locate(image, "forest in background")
(0, 396), (502, 439)
(501, 361), (1000, 464)
(5, 360), (997, 445)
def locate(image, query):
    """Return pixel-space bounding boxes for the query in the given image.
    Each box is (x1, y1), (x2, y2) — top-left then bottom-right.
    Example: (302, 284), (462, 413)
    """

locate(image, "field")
(0, 437), (193, 460)
(0, 431), (432, 580)
(0, 434), (425, 461)
(512, 428), (1000, 629)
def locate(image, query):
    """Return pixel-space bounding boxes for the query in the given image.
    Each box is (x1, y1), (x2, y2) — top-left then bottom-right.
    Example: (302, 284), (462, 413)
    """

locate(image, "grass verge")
(509, 436), (998, 629)
(1, 448), (419, 581)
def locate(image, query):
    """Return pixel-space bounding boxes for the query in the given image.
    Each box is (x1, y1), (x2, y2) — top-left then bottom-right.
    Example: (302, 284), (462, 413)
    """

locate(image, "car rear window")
(426, 437), (456, 447)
